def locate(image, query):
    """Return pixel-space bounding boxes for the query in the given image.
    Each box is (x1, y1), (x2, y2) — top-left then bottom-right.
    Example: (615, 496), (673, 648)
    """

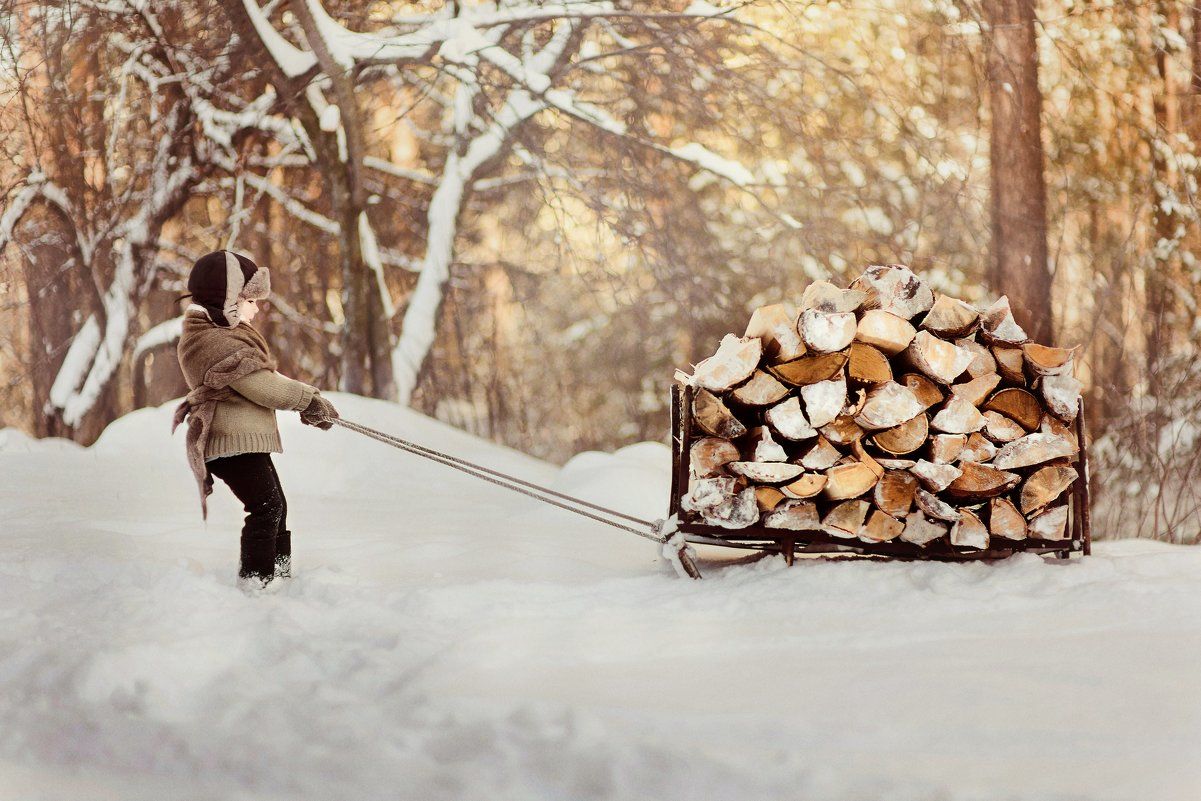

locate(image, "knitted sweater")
(177, 305), (318, 461)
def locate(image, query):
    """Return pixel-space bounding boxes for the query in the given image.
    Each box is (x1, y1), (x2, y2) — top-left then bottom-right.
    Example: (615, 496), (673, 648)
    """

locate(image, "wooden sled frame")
(668, 384), (1092, 565)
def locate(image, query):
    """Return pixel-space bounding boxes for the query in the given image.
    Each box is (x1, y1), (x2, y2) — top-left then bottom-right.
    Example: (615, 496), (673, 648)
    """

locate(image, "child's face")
(237, 297), (261, 324)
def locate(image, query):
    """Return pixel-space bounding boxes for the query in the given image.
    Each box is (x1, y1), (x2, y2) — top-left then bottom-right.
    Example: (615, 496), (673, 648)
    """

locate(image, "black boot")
(239, 536), (276, 590)
(275, 529), (292, 578)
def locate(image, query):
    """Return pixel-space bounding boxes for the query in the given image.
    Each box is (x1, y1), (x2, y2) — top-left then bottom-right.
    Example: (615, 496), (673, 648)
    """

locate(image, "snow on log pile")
(675, 264), (1083, 551)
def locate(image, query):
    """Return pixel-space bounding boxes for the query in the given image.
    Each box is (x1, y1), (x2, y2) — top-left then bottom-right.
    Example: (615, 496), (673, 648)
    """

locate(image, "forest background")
(1, 0), (1198, 543)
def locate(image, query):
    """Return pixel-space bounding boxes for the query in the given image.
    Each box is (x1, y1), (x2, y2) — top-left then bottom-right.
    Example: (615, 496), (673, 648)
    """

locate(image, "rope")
(327, 416), (667, 543)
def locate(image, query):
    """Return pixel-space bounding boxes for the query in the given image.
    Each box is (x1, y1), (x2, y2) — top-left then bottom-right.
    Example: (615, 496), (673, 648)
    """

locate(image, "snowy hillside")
(1, 394), (1199, 801)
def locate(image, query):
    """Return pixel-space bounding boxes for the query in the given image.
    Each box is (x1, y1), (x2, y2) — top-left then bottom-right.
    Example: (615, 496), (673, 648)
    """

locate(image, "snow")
(2, 395), (1201, 799)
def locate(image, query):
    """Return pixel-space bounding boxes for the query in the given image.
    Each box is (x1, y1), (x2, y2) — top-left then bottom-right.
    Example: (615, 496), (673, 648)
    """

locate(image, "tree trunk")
(983, 0), (1053, 344)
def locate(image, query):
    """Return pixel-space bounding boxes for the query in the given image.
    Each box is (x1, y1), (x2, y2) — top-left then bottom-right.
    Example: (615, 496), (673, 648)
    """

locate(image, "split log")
(727, 461), (805, 484)
(958, 432), (998, 464)
(915, 488), (960, 522)
(800, 376), (847, 427)
(922, 294), (980, 338)
(860, 510), (905, 542)
(901, 511), (948, 545)
(799, 435), (842, 470)
(855, 310), (916, 355)
(876, 457), (917, 470)
(983, 387), (1043, 431)
(911, 459), (963, 492)
(1040, 373), (1082, 422)
(1020, 465), (1079, 515)
(744, 303), (805, 362)
(905, 331), (974, 385)
(823, 460), (881, 500)
(766, 397), (818, 441)
(730, 369), (790, 406)
(694, 390), (747, 439)
(821, 415), (866, 446)
(872, 413), (929, 455)
(991, 345), (1026, 383)
(770, 351), (848, 386)
(800, 310), (857, 353)
(1028, 504), (1069, 540)
(850, 264), (934, 319)
(874, 470), (919, 517)
(900, 372), (944, 409)
(983, 411), (1026, 443)
(701, 486), (759, 529)
(930, 434), (967, 464)
(993, 432), (1078, 470)
(765, 499), (821, 530)
(801, 280), (867, 314)
(956, 337), (998, 380)
(979, 296), (1028, 344)
(1040, 414), (1078, 449)
(689, 437), (740, 478)
(754, 486), (788, 512)
(691, 334), (762, 391)
(989, 497), (1027, 541)
(930, 396), (987, 434)
(854, 381), (924, 430)
(780, 473), (829, 499)
(951, 372), (1001, 407)
(823, 499), (871, 538)
(1022, 343), (1076, 377)
(750, 426), (788, 462)
(848, 342), (894, 385)
(682, 476), (737, 513)
(945, 461), (1020, 500)
(950, 509), (989, 549)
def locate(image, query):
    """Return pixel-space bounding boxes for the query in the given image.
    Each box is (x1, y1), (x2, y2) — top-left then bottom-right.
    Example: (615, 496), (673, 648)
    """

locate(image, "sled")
(668, 384), (1092, 565)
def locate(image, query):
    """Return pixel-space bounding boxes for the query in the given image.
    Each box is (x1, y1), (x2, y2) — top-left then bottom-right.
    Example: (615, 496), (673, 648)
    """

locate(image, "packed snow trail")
(1, 394), (1199, 801)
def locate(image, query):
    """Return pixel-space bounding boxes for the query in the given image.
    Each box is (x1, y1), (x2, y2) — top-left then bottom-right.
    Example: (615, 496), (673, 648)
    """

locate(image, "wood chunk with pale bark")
(930, 396), (987, 434)
(693, 389), (748, 439)
(877, 457), (917, 469)
(800, 309), (857, 353)
(821, 415), (866, 446)
(801, 280), (867, 314)
(851, 440), (885, 479)
(945, 461), (1020, 500)
(951, 373), (1001, 407)
(799, 435), (842, 470)
(681, 476), (737, 513)
(800, 376), (847, 428)
(689, 437), (740, 478)
(855, 309), (916, 355)
(850, 264), (934, 319)
(874, 470), (919, 517)
(950, 508), (989, 549)
(900, 372), (944, 409)
(930, 434), (967, 464)
(823, 460), (881, 500)
(823, 500), (871, 538)
(1028, 504), (1069, 540)
(701, 486), (760, 529)
(1040, 372), (1082, 422)
(848, 342), (894, 385)
(854, 381), (924, 430)
(901, 511), (949, 545)
(983, 411), (1026, 443)
(989, 497), (1027, 541)
(905, 330), (974, 385)
(1039, 414), (1078, 449)
(911, 459), (963, 492)
(727, 461), (805, 484)
(992, 345), (1026, 383)
(959, 432), (998, 464)
(1020, 465), (1079, 515)
(765, 499), (821, 530)
(980, 296), (1029, 344)
(1022, 343), (1076, 377)
(750, 426), (788, 462)
(690, 334), (763, 391)
(922, 294), (980, 338)
(780, 473), (828, 499)
(872, 413), (928, 455)
(983, 387), (1043, 431)
(754, 486), (788, 512)
(770, 351), (848, 386)
(860, 510), (905, 542)
(915, 488), (960, 522)
(744, 303), (806, 362)
(765, 396), (818, 441)
(730, 369), (790, 406)
(992, 432), (1078, 470)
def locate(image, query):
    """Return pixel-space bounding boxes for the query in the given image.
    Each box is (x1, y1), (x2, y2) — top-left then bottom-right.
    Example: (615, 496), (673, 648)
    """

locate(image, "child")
(173, 250), (339, 591)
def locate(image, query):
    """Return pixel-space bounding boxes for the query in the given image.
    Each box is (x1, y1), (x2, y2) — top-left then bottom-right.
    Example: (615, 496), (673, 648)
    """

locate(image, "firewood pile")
(674, 264), (1084, 551)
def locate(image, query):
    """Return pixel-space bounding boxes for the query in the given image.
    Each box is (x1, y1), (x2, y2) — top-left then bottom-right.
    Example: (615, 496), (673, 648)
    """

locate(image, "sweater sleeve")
(228, 369), (318, 412)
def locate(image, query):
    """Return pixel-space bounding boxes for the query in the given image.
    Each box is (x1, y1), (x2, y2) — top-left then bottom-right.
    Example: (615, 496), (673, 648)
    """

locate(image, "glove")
(300, 393), (339, 430)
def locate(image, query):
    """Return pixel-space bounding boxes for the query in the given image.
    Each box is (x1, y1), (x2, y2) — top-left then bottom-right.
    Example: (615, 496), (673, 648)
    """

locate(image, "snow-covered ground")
(1, 393), (1199, 801)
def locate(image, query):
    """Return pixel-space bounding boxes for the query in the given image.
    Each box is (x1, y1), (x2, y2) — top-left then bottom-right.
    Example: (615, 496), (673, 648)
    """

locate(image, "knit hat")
(184, 250), (270, 328)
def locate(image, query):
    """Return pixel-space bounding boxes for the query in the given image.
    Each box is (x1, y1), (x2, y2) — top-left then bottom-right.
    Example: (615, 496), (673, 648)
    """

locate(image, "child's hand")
(300, 394), (339, 430)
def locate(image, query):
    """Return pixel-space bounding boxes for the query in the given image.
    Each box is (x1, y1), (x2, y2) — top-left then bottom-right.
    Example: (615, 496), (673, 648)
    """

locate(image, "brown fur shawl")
(173, 312), (278, 519)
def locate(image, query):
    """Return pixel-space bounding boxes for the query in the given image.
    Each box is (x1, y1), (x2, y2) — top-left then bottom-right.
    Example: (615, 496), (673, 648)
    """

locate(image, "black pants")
(206, 453), (290, 578)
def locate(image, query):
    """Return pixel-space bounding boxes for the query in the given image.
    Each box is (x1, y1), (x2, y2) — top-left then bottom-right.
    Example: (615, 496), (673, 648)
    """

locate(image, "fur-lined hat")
(184, 250), (270, 328)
